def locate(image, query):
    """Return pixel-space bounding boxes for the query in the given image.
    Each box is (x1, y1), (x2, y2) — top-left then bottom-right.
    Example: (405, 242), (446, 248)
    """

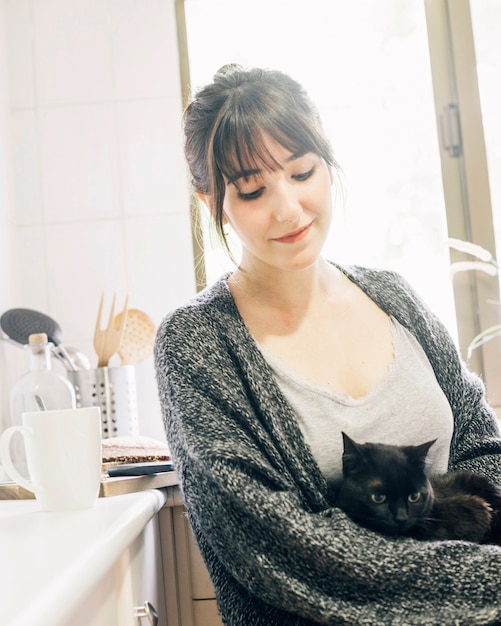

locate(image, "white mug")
(0, 406), (102, 511)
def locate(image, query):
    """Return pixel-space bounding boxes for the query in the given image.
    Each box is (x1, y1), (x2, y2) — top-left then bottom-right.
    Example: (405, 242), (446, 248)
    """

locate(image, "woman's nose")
(273, 183), (301, 223)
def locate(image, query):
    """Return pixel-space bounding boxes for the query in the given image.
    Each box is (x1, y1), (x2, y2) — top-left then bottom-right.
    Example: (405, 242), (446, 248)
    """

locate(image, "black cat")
(330, 432), (501, 544)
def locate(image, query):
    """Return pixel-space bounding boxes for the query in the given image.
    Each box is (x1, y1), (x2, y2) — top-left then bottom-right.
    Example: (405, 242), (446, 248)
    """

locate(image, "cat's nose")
(394, 509), (408, 525)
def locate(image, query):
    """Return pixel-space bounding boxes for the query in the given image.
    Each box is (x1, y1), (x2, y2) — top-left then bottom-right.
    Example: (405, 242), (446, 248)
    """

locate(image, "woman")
(154, 65), (501, 625)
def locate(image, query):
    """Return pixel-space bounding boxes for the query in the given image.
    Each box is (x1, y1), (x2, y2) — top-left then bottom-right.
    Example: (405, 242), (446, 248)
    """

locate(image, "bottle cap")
(28, 333), (48, 345)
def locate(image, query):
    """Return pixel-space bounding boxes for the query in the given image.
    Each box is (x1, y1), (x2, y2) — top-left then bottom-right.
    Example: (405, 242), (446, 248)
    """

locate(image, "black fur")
(329, 432), (501, 544)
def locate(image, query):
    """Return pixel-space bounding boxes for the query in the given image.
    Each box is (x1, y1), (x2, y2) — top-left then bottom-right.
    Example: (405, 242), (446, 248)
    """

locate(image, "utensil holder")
(68, 366), (139, 439)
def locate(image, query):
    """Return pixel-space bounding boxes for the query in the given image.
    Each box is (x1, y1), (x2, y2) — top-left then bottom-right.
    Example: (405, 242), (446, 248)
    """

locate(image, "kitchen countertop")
(0, 467), (180, 499)
(0, 488), (168, 626)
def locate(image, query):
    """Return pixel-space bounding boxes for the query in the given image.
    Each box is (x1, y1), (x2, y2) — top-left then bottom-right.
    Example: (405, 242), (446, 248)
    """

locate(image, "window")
(470, 1), (501, 258)
(180, 0), (501, 405)
(184, 0), (456, 335)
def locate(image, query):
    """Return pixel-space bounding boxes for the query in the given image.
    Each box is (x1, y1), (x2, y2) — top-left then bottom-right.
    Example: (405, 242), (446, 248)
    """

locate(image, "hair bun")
(214, 63), (243, 80)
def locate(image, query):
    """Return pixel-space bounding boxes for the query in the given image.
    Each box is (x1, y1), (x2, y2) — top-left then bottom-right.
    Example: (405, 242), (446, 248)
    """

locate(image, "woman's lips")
(272, 223), (312, 244)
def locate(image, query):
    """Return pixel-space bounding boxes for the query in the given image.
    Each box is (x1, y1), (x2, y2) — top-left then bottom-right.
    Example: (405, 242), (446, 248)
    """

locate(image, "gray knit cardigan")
(154, 264), (501, 626)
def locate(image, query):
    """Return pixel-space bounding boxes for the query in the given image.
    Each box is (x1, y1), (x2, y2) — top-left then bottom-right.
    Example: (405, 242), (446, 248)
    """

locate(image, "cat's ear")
(341, 432), (367, 475)
(341, 432), (362, 454)
(407, 439), (436, 468)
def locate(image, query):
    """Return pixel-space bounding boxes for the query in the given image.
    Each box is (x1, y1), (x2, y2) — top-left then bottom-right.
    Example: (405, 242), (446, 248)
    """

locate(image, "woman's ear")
(196, 191), (212, 211)
(196, 192), (229, 225)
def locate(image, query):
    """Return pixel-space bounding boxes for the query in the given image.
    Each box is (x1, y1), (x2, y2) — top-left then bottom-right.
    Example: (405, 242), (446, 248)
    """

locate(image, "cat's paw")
(448, 495), (492, 542)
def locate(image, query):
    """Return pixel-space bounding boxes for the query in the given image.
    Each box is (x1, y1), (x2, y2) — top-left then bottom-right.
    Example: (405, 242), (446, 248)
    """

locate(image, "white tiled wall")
(0, 0), (197, 440)
(0, 2), (16, 432)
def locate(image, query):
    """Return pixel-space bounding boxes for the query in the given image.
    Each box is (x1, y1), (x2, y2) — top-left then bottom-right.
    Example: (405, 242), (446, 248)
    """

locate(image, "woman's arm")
(155, 303), (501, 625)
(446, 363), (501, 481)
(397, 276), (501, 482)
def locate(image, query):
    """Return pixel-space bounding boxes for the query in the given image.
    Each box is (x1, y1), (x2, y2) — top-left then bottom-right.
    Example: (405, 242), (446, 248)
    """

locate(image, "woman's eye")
(370, 493), (386, 504)
(237, 187), (264, 201)
(292, 166), (315, 182)
(408, 492), (422, 503)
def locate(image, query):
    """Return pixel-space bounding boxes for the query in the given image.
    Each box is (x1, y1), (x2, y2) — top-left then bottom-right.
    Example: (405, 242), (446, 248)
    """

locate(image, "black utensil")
(0, 308), (77, 371)
(107, 462), (174, 477)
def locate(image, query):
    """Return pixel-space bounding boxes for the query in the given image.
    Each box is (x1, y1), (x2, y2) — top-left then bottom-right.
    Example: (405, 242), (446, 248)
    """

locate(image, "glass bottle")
(8, 333), (76, 475)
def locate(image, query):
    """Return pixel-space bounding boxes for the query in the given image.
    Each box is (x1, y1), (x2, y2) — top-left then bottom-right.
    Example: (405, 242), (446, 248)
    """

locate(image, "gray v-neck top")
(261, 317), (454, 483)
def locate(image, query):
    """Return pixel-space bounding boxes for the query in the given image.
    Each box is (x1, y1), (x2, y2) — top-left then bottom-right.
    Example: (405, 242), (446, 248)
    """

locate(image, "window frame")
(425, 0), (501, 408)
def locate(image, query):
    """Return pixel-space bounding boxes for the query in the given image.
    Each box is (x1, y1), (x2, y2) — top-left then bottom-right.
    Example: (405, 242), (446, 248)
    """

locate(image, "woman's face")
(221, 136), (333, 274)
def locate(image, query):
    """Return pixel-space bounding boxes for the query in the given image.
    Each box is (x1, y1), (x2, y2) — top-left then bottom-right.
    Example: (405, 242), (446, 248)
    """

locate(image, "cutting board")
(0, 470), (179, 500)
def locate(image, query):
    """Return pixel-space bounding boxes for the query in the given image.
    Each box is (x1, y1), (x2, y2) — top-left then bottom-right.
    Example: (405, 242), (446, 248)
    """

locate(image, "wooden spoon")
(114, 309), (156, 365)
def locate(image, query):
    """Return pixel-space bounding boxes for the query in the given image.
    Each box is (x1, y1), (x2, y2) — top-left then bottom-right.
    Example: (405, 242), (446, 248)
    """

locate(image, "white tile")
(13, 224), (49, 309)
(110, 0), (181, 100)
(38, 104), (120, 221)
(123, 213), (196, 326)
(44, 220), (128, 348)
(32, 0), (113, 105)
(0, 222), (15, 309)
(116, 98), (188, 216)
(135, 359), (165, 440)
(4, 0), (36, 109)
(0, 339), (28, 433)
(10, 110), (42, 225)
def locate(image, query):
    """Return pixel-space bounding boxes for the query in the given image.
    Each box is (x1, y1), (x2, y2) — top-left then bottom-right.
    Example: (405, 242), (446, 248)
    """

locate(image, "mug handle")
(0, 426), (42, 495)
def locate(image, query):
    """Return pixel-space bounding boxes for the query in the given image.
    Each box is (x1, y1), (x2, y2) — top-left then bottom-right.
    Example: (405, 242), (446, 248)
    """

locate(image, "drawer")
(187, 523), (217, 599)
(160, 503), (223, 626)
(192, 600), (222, 626)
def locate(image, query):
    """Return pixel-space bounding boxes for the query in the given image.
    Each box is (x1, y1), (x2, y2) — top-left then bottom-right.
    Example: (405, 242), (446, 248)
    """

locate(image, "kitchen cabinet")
(0, 489), (168, 626)
(159, 487), (224, 626)
(0, 480), (224, 626)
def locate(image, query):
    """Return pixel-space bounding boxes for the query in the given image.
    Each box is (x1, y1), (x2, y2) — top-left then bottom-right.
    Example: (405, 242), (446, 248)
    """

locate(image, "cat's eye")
(408, 492), (422, 503)
(370, 493), (386, 504)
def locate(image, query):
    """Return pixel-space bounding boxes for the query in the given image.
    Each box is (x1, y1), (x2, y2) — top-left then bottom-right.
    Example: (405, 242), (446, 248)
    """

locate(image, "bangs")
(214, 125), (307, 186)
(211, 92), (333, 187)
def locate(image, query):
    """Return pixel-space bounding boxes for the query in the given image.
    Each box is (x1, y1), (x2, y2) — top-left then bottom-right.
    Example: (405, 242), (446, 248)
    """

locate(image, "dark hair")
(183, 65), (339, 251)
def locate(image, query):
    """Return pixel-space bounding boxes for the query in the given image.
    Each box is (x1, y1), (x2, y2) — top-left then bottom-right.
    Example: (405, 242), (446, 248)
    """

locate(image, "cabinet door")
(159, 504), (223, 626)
(115, 516), (167, 626)
(186, 527), (222, 626)
(64, 571), (120, 626)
